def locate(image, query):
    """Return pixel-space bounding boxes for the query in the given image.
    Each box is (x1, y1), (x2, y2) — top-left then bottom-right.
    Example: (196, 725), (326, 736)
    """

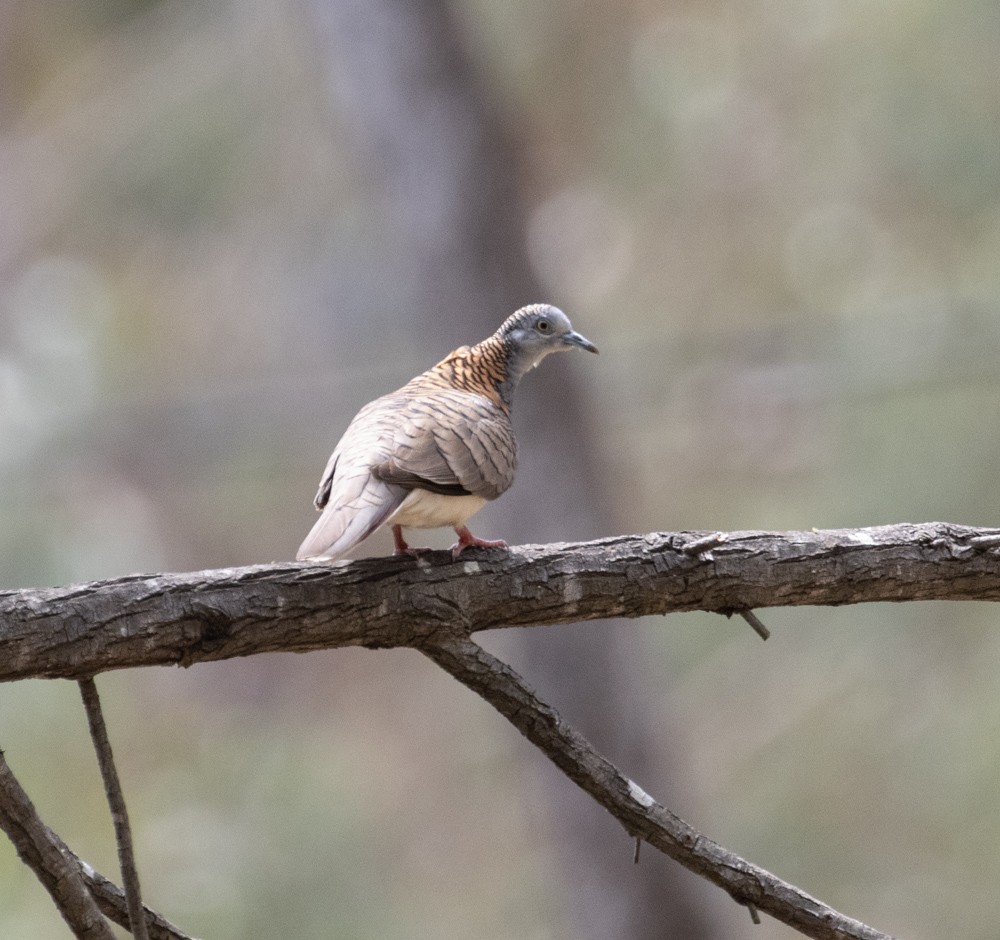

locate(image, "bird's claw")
(451, 527), (508, 559)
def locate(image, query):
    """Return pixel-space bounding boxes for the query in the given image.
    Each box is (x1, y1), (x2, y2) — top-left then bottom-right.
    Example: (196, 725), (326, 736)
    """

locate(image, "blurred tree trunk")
(305, 1), (724, 936)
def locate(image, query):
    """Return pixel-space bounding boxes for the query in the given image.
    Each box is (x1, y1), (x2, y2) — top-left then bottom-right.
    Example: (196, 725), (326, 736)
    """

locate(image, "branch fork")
(2, 522), (988, 937)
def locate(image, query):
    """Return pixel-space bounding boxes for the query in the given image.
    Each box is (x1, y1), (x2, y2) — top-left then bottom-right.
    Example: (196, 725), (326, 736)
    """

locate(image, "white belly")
(385, 489), (487, 531)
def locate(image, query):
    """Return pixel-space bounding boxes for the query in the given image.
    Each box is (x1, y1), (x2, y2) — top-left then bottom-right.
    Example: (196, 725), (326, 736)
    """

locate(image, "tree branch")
(0, 750), (116, 939)
(78, 678), (150, 940)
(80, 858), (198, 940)
(0, 747), (195, 940)
(1, 522), (998, 683)
(419, 631), (896, 940)
(4, 522), (982, 937)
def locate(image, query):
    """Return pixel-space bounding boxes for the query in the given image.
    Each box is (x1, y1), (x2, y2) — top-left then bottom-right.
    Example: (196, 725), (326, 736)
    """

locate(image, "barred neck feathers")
(409, 304), (596, 409)
(416, 335), (514, 409)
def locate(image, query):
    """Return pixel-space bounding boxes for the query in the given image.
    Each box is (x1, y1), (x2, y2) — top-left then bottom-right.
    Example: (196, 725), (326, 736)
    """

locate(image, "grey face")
(508, 305), (599, 358)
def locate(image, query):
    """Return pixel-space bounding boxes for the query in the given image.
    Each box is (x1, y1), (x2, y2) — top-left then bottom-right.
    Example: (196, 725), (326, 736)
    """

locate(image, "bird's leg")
(392, 525), (432, 556)
(450, 525), (508, 559)
(392, 525), (408, 553)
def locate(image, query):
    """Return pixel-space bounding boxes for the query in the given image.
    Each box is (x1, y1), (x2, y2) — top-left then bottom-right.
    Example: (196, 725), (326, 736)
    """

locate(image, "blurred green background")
(2, 1), (1000, 938)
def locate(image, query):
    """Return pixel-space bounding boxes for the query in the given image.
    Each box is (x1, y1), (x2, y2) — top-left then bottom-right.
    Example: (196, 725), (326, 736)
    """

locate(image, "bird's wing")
(312, 397), (386, 511)
(372, 389), (517, 501)
(297, 396), (407, 560)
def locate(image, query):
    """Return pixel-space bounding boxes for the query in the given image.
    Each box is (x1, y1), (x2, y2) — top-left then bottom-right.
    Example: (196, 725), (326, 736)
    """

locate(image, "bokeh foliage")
(2, 1), (1000, 937)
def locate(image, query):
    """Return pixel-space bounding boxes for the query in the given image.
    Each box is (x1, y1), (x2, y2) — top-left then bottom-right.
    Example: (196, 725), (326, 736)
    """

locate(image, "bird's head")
(480, 303), (598, 406)
(499, 303), (599, 368)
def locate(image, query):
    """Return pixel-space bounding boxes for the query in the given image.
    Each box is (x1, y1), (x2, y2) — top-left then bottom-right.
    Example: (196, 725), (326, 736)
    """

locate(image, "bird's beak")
(563, 330), (599, 354)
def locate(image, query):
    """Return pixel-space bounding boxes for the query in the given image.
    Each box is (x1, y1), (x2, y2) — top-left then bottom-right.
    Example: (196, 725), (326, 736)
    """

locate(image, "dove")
(297, 303), (598, 561)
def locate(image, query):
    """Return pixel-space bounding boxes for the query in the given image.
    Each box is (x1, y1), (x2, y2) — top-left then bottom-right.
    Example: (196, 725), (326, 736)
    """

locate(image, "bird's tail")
(296, 475), (404, 561)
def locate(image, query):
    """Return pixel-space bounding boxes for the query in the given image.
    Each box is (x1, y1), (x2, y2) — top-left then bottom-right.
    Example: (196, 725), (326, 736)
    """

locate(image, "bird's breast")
(385, 489), (487, 530)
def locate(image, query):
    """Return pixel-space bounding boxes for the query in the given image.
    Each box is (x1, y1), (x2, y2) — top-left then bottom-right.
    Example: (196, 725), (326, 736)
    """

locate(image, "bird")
(296, 303), (598, 562)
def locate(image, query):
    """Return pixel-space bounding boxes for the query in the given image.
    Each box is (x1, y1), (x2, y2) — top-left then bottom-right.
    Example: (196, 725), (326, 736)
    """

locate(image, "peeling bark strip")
(1, 522), (999, 683)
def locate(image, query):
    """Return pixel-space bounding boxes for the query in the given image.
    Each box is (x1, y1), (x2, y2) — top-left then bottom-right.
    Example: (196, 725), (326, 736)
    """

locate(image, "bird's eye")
(536, 319), (551, 334)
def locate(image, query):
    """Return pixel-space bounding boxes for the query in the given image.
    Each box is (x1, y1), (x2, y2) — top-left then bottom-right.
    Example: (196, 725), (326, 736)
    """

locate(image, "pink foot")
(393, 525), (432, 557)
(450, 525), (508, 560)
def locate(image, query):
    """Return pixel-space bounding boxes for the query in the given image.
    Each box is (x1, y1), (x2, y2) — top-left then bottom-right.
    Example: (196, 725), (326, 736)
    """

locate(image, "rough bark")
(1, 523), (997, 683)
(0, 751), (115, 940)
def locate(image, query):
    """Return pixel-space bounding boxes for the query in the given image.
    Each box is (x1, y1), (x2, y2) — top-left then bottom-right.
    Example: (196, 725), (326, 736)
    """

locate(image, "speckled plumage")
(297, 304), (598, 561)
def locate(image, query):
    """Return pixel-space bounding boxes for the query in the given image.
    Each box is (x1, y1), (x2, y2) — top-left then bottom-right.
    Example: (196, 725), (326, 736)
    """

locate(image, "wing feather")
(373, 390), (515, 500)
(298, 387), (516, 560)
(297, 395), (404, 560)
(296, 474), (404, 560)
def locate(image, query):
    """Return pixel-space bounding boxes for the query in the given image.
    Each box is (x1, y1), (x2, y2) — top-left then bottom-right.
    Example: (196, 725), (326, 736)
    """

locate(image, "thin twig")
(420, 631), (896, 940)
(720, 608), (771, 641)
(78, 678), (150, 940)
(0, 748), (115, 940)
(719, 607), (771, 640)
(681, 532), (728, 555)
(739, 609), (770, 641)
